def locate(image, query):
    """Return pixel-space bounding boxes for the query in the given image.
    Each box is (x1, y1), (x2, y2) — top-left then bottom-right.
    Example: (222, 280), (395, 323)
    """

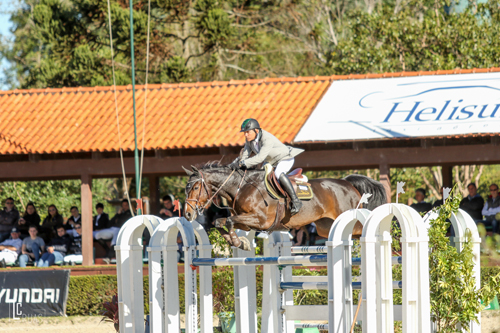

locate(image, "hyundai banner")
(294, 72), (500, 142)
(0, 270), (70, 319)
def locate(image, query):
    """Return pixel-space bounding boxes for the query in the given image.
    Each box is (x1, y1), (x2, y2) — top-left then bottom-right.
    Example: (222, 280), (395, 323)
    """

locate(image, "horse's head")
(183, 165), (211, 222)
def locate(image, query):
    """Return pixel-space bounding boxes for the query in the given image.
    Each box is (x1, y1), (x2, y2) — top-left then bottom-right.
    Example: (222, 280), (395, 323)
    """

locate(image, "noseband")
(185, 170), (235, 216)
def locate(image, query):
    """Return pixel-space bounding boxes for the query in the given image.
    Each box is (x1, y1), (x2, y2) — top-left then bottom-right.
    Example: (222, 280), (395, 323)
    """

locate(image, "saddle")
(264, 164), (314, 200)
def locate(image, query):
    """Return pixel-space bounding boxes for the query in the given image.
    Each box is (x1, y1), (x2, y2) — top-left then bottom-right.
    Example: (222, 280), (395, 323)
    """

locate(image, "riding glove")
(229, 161), (239, 170)
(239, 160), (248, 170)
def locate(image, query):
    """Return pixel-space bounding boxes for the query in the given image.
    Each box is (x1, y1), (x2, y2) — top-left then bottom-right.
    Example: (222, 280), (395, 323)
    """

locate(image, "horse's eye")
(194, 186), (199, 190)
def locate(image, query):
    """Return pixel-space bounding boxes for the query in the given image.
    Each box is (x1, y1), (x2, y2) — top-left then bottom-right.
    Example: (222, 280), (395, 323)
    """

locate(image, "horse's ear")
(191, 165), (200, 173)
(182, 166), (194, 176)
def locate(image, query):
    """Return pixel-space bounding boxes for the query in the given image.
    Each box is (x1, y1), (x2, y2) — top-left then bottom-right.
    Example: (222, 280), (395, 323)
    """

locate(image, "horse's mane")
(194, 161), (265, 173)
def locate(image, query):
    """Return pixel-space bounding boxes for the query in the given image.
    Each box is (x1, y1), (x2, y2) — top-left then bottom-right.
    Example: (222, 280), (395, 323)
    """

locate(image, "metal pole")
(129, 0), (141, 214)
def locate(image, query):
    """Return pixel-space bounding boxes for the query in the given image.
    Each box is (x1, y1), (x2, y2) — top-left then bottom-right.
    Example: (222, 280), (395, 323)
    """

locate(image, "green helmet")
(240, 118), (260, 132)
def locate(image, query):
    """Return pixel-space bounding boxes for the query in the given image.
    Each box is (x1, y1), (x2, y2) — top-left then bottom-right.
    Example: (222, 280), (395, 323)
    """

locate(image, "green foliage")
(67, 275), (118, 316)
(0, 179), (115, 219)
(428, 187), (500, 331)
(3, 0), (500, 89)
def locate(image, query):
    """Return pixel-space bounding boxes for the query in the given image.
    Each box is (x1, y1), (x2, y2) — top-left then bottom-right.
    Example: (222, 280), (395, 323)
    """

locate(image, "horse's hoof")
(238, 237), (252, 251)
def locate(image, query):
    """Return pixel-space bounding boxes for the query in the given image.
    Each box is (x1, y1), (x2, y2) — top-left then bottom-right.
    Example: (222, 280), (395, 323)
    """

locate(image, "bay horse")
(183, 163), (386, 251)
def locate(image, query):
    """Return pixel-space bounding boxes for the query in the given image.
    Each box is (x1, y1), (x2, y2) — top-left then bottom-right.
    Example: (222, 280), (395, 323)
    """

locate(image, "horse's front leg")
(213, 218), (234, 246)
(215, 214), (264, 251)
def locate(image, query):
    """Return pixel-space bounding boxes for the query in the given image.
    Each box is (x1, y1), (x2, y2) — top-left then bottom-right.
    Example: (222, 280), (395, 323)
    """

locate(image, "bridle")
(185, 169), (236, 216)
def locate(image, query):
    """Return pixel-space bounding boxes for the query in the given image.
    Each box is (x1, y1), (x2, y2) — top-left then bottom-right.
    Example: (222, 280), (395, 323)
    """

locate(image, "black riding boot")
(279, 173), (302, 215)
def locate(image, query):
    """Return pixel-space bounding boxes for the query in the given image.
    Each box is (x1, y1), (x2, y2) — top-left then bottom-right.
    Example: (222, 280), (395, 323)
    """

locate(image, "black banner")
(0, 270), (70, 319)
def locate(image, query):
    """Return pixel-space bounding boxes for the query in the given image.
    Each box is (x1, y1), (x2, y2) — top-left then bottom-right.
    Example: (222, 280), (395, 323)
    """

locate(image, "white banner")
(295, 72), (500, 142)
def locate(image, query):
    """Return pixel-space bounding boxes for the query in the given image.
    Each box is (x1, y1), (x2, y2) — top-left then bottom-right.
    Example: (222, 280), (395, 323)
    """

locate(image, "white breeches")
(274, 158), (295, 178)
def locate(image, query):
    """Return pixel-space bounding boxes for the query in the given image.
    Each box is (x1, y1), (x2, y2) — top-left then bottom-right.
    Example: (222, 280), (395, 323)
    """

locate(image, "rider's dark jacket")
(239, 129), (303, 168)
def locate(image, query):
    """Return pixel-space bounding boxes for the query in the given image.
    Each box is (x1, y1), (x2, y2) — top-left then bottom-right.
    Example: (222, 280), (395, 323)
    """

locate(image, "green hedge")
(66, 266), (500, 316)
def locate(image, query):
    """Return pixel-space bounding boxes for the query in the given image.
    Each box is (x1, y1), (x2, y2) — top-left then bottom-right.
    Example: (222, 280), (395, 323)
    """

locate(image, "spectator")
(460, 183), (485, 222)
(39, 205), (64, 243)
(64, 222), (82, 264)
(290, 226), (308, 246)
(0, 228), (23, 267)
(37, 225), (72, 267)
(481, 184), (500, 234)
(19, 225), (45, 267)
(65, 206), (81, 237)
(432, 187), (445, 208)
(0, 198), (20, 243)
(159, 194), (181, 219)
(95, 199), (133, 258)
(14, 202), (41, 239)
(93, 203), (110, 255)
(410, 188), (433, 214)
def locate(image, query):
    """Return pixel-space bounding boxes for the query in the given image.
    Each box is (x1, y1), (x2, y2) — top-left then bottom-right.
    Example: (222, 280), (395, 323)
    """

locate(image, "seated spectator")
(64, 206), (81, 237)
(481, 184), (500, 234)
(410, 188), (433, 214)
(460, 183), (485, 222)
(19, 225), (45, 267)
(37, 225), (72, 267)
(290, 226), (308, 246)
(0, 198), (20, 243)
(64, 222), (82, 264)
(39, 205), (64, 243)
(93, 203), (110, 254)
(0, 228), (23, 267)
(14, 202), (41, 239)
(159, 194), (180, 219)
(95, 199), (133, 258)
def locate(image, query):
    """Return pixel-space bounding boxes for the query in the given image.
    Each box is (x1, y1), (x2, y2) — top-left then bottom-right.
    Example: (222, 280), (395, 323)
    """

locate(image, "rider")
(230, 118), (304, 215)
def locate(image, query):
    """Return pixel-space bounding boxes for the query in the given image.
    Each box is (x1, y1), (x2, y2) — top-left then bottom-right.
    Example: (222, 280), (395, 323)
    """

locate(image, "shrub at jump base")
(428, 189), (500, 331)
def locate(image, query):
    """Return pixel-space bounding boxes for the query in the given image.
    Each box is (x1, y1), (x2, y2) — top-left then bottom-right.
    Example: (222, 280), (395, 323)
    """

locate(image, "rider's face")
(244, 129), (258, 141)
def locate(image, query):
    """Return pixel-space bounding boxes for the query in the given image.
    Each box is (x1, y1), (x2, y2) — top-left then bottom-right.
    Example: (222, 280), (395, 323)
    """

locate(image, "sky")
(0, 1), (14, 90)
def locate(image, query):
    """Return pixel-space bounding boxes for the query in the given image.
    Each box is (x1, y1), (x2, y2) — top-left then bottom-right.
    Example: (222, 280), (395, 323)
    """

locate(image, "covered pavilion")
(1, 67), (499, 265)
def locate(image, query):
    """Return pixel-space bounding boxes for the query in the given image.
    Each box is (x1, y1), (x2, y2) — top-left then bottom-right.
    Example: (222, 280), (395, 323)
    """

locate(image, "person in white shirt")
(0, 227), (23, 266)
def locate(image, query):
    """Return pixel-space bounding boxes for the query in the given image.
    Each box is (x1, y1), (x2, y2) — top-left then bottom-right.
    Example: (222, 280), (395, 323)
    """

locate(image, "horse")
(183, 163), (387, 251)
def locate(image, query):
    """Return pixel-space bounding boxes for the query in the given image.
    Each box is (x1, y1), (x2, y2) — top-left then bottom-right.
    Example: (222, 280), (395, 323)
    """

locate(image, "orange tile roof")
(1, 67), (499, 155)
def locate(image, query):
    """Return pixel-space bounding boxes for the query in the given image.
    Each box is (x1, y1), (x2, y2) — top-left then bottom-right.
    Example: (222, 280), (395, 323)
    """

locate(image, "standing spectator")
(14, 202), (41, 239)
(39, 205), (64, 243)
(95, 199), (133, 258)
(19, 225), (45, 267)
(410, 188), (433, 214)
(459, 183), (485, 222)
(159, 194), (180, 219)
(0, 198), (20, 242)
(481, 184), (500, 234)
(37, 225), (72, 267)
(64, 222), (82, 264)
(93, 203), (110, 255)
(65, 206), (81, 237)
(0, 228), (23, 267)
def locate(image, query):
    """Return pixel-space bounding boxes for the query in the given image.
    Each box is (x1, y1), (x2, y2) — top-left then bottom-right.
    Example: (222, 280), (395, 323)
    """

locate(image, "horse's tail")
(343, 174), (387, 210)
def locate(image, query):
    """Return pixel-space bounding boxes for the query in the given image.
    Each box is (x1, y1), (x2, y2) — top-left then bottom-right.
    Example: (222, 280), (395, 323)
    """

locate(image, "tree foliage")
(2, 0), (500, 89)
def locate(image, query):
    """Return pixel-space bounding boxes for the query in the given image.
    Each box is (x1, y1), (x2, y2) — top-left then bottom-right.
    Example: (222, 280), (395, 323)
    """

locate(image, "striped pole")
(192, 255), (402, 267)
(291, 246), (328, 254)
(280, 281), (402, 290)
(294, 323), (329, 330)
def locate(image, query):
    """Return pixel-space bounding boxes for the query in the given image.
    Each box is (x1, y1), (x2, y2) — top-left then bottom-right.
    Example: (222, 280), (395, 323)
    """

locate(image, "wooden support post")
(442, 164), (454, 188)
(149, 176), (160, 216)
(81, 174), (93, 266)
(379, 163), (392, 203)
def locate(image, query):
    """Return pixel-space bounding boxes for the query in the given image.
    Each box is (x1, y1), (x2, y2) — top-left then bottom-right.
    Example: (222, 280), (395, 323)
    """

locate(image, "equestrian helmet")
(240, 118), (260, 132)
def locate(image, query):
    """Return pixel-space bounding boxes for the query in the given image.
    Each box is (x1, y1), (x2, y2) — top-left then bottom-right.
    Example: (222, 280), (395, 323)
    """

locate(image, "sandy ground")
(0, 312), (498, 332)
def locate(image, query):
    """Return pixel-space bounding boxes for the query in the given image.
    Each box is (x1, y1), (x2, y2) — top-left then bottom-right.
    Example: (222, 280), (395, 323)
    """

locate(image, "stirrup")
(290, 199), (302, 215)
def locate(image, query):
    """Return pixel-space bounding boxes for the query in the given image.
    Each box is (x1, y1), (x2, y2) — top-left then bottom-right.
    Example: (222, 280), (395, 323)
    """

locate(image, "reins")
(185, 169), (235, 215)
